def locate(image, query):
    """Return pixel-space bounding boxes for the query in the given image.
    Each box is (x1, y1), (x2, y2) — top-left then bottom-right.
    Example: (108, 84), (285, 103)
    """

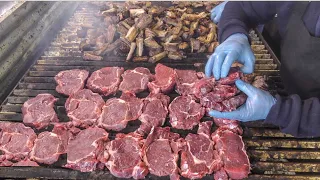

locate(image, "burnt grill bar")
(0, 2), (318, 180)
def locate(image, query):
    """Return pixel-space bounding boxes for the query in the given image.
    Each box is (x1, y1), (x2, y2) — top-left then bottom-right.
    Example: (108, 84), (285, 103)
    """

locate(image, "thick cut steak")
(174, 69), (201, 95)
(180, 122), (222, 179)
(169, 95), (205, 130)
(22, 94), (59, 130)
(87, 67), (124, 96)
(65, 89), (105, 128)
(65, 127), (109, 172)
(142, 127), (182, 180)
(137, 93), (170, 135)
(55, 69), (89, 96)
(119, 67), (154, 94)
(30, 131), (65, 164)
(212, 128), (250, 179)
(0, 123), (36, 161)
(105, 133), (148, 179)
(148, 63), (176, 94)
(98, 93), (143, 131)
(217, 67), (242, 85)
(194, 78), (215, 99)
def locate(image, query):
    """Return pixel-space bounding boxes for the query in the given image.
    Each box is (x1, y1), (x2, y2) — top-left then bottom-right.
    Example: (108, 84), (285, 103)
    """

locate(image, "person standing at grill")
(206, 2), (320, 138)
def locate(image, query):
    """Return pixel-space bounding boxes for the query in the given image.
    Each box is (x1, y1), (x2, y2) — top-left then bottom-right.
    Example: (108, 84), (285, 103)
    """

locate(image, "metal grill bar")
(0, 2), (317, 179)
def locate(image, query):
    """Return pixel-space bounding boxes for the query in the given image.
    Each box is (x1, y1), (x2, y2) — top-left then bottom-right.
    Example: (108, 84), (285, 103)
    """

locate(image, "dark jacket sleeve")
(218, 2), (278, 43)
(265, 94), (320, 138)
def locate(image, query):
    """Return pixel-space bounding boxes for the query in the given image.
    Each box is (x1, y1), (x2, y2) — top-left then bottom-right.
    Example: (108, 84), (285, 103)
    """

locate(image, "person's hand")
(209, 79), (276, 122)
(211, 1), (227, 24)
(205, 33), (255, 80)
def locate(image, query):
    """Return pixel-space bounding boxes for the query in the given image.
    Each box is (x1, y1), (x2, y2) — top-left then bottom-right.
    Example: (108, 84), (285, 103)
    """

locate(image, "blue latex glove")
(209, 80), (276, 122)
(211, 1), (227, 24)
(205, 33), (255, 80)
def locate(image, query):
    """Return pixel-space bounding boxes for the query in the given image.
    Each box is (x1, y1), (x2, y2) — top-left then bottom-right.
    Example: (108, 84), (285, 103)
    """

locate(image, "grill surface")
(1, 2), (320, 180)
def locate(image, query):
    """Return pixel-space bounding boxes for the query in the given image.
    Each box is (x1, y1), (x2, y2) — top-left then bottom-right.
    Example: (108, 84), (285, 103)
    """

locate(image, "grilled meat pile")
(77, 1), (221, 62)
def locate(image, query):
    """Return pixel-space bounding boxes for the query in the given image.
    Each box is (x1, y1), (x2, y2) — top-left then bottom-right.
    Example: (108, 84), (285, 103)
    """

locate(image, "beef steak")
(148, 63), (176, 94)
(55, 69), (89, 96)
(174, 69), (200, 95)
(105, 133), (148, 179)
(169, 95), (205, 130)
(212, 128), (250, 179)
(119, 67), (154, 94)
(180, 122), (222, 179)
(13, 159), (39, 166)
(98, 92), (143, 131)
(137, 93), (170, 135)
(87, 67), (124, 96)
(22, 94), (59, 130)
(30, 131), (65, 164)
(0, 123), (36, 161)
(65, 127), (109, 172)
(217, 67), (242, 85)
(142, 127), (182, 180)
(65, 89), (105, 128)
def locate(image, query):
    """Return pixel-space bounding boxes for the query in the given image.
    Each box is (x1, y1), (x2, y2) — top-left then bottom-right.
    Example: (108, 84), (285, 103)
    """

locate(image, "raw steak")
(98, 92), (143, 131)
(180, 122), (223, 179)
(13, 159), (39, 166)
(137, 93), (170, 135)
(87, 67), (124, 96)
(169, 95), (205, 130)
(174, 69), (200, 95)
(65, 89), (105, 128)
(212, 128), (250, 179)
(217, 67), (242, 85)
(105, 133), (149, 179)
(55, 69), (89, 96)
(142, 127), (182, 180)
(214, 168), (229, 180)
(0, 123), (36, 161)
(30, 131), (65, 164)
(148, 63), (176, 94)
(194, 77), (215, 99)
(119, 67), (154, 94)
(65, 127), (109, 172)
(22, 94), (59, 130)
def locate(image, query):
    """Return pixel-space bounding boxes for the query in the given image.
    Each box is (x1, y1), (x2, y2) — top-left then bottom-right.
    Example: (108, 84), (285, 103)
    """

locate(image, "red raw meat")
(136, 93), (170, 135)
(142, 127), (182, 180)
(105, 133), (148, 179)
(87, 67), (124, 96)
(174, 69), (200, 95)
(65, 127), (109, 172)
(30, 131), (65, 164)
(0, 159), (13, 166)
(221, 93), (247, 111)
(214, 168), (229, 180)
(180, 122), (223, 179)
(194, 77), (215, 98)
(22, 94), (59, 130)
(119, 67), (154, 94)
(212, 128), (250, 179)
(0, 123), (36, 161)
(148, 63), (176, 94)
(169, 95), (205, 130)
(55, 69), (89, 96)
(13, 159), (39, 166)
(65, 89), (105, 128)
(98, 92), (143, 131)
(217, 67), (242, 85)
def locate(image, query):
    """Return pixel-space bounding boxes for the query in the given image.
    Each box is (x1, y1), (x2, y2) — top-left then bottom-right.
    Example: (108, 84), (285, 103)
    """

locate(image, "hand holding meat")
(205, 33), (255, 80)
(209, 79), (276, 121)
(210, 1), (227, 23)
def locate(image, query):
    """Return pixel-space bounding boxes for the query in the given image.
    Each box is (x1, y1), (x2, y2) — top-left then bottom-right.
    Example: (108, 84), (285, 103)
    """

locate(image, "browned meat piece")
(0, 122), (36, 161)
(119, 67), (154, 94)
(55, 69), (89, 96)
(169, 95), (205, 130)
(136, 14), (153, 29)
(105, 133), (149, 179)
(22, 94), (59, 130)
(83, 51), (103, 61)
(105, 24), (116, 43)
(87, 67), (124, 96)
(65, 127), (109, 172)
(252, 76), (268, 90)
(149, 51), (167, 63)
(168, 51), (186, 60)
(148, 48), (162, 57)
(190, 38), (201, 53)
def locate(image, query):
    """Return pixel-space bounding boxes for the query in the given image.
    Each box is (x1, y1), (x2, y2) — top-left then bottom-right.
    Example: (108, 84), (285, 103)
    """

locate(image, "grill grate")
(1, 2), (320, 180)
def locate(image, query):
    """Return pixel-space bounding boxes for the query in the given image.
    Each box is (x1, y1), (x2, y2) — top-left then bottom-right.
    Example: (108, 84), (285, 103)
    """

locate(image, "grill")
(0, 2), (320, 180)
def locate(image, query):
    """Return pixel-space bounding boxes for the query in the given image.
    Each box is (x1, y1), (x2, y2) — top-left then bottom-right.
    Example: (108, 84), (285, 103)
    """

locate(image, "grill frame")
(0, 2), (320, 180)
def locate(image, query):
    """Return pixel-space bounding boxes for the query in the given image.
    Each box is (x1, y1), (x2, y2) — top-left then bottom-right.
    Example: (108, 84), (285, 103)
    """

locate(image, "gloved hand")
(205, 33), (255, 80)
(211, 1), (228, 24)
(209, 79), (276, 122)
